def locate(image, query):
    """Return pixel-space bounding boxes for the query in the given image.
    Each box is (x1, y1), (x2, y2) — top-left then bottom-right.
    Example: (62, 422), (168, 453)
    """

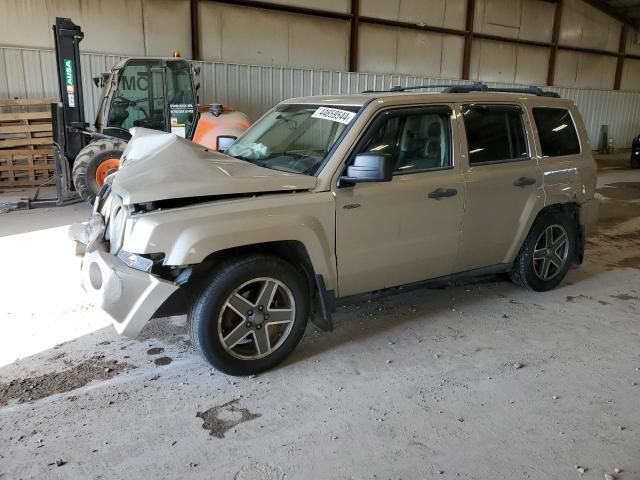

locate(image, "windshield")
(227, 104), (361, 176)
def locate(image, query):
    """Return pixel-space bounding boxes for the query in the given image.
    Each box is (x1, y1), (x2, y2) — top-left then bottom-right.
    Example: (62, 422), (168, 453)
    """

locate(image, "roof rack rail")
(362, 81), (560, 98)
(362, 84), (462, 93)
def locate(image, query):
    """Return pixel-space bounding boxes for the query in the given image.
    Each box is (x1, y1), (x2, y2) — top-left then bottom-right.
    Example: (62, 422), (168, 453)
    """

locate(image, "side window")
(108, 60), (165, 131)
(166, 61), (196, 138)
(462, 105), (529, 165)
(357, 108), (452, 173)
(532, 107), (581, 157)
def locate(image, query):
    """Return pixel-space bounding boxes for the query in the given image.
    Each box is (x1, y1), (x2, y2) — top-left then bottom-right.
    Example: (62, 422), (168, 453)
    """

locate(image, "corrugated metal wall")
(2, 45), (639, 149)
(0, 47), (127, 123)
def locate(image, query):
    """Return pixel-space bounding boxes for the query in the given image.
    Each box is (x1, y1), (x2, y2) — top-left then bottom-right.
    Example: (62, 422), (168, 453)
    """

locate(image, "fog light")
(117, 250), (154, 272)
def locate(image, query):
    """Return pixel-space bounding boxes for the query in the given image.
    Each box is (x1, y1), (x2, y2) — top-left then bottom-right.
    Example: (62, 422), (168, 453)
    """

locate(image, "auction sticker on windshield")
(312, 107), (356, 125)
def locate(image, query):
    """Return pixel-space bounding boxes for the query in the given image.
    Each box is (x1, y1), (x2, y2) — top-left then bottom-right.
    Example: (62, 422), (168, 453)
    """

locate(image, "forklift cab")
(94, 58), (197, 141)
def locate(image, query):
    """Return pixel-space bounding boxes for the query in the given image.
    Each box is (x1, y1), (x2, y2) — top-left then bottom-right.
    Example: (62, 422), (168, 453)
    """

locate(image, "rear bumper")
(580, 198), (599, 237)
(81, 246), (178, 338)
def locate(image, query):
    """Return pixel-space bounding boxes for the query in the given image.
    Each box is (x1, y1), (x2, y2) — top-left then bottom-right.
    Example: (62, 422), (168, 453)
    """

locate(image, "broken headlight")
(116, 250), (157, 273)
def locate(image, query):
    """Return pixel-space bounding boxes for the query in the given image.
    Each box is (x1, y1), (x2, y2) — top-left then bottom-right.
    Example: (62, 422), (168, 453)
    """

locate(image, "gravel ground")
(0, 159), (638, 480)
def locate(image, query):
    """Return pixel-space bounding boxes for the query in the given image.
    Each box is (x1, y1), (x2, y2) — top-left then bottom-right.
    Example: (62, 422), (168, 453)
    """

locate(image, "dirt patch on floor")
(566, 294), (591, 302)
(599, 230), (640, 243)
(196, 399), (260, 439)
(154, 356), (173, 366)
(0, 357), (132, 407)
(614, 256), (640, 269)
(610, 293), (640, 301)
(597, 182), (640, 202)
(137, 316), (190, 347)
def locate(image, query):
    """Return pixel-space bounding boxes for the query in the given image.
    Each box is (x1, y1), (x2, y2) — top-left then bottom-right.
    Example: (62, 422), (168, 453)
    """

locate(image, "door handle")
(513, 176), (536, 187)
(428, 187), (458, 200)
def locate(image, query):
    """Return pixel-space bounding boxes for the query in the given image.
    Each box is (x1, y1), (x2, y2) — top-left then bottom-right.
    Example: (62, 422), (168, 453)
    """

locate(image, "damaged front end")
(71, 185), (184, 338)
(71, 128), (319, 337)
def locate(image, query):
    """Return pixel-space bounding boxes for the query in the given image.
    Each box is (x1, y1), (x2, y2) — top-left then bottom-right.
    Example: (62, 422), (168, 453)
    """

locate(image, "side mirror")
(217, 135), (237, 152)
(341, 153), (393, 183)
(93, 72), (109, 88)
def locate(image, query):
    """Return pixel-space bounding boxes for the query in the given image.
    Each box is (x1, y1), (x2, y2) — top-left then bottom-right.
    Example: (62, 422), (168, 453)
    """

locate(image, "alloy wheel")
(217, 277), (296, 360)
(532, 224), (569, 281)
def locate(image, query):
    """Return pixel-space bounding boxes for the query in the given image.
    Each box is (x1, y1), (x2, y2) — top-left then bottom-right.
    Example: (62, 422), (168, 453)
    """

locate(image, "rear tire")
(72, 139), (126, 203)
(510, 211), (576, 292)
(189, 255), (309, 376)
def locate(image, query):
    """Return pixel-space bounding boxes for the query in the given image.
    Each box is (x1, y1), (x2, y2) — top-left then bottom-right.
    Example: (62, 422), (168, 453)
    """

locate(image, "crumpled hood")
(111, 128), (317, 205)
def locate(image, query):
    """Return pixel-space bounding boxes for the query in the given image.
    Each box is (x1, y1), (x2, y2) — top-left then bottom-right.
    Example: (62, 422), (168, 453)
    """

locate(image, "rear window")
(532, 108), (581, 157)
(462, 105), (528, 165)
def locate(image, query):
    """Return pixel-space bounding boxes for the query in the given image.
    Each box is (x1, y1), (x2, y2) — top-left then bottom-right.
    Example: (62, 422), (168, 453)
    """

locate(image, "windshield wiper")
(229, 154), (270, 169)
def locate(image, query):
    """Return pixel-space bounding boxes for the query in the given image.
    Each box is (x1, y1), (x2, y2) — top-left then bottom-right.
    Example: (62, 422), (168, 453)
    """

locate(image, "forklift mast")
(52, 17), (88, 163)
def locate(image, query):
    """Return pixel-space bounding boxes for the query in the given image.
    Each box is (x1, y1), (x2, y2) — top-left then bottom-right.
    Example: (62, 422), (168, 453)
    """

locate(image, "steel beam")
(614, 25), (627, 90)
(462, 0), (476, 80)
(547, 0), (563, 86)
(191, 0), (201, 60)
(349, 0), (359, 72)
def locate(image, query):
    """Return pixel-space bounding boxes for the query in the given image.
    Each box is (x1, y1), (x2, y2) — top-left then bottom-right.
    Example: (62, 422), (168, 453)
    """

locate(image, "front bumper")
(80, 243), (178, 338)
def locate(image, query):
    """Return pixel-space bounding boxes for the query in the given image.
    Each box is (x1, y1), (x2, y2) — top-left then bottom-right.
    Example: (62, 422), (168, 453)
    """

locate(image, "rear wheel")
(189, 255), (309, 376)
(72, 139), (126, 203)
(510, 212), (576, 291)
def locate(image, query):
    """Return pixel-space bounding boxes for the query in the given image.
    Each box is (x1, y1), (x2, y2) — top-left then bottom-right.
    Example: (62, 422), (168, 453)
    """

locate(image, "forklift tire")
(72, 139), (126, 203)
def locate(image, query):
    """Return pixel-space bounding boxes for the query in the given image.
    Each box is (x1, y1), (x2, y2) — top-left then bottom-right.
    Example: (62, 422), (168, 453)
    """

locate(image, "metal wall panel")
(559, 0), (621, 52)
(194, 61), (640, 150)
(358, 24), (464, 79)
(197, 3), (349, 70)
(469, 39), (549, 86)
(473, 0), (555, 43)
(1, 46), (639, 149)
(626, 31), (640, 57)
(555, 50), (617, 90)
(359, 0), (467, 30)
(0, 47), (126, 124)
(0, 0), (186, 56)
(620, 58), (640, 92)
(143, 0), (191, 58)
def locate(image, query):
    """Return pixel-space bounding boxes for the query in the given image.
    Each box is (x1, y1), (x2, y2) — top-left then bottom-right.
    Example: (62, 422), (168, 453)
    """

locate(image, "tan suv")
(76, 83), (598, 375)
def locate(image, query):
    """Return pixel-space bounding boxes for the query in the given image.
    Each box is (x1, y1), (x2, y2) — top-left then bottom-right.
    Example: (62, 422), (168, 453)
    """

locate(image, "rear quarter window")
(532, 107), (581, 157)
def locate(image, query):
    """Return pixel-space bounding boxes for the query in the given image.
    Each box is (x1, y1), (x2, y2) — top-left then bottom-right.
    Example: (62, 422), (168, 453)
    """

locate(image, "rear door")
(454, 103), (544, 272)
(335, 105), (465, 297)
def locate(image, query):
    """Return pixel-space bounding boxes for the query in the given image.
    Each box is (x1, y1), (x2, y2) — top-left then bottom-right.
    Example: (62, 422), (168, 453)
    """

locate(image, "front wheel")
(189, 255), (309, 376)
(631, 155), (640, 169)
(509, 212), (576, 291)
(72, 139), (126, 203)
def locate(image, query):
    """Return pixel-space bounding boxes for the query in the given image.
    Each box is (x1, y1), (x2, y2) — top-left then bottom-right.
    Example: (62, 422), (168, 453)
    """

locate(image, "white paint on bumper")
(80, 248), (178, 338)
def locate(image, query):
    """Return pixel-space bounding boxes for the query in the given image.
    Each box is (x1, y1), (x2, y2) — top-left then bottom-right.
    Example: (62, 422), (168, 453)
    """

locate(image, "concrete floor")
(0, 157), (639, 480)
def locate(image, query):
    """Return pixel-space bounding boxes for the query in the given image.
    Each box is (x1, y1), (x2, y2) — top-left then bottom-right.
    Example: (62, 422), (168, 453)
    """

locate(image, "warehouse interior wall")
(1, 0), (639, 91)
(1, 0), (640, 147)
(0, 0), (192, 57)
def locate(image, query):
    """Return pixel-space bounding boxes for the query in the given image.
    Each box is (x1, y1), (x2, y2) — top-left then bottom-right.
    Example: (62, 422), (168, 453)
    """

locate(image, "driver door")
(335, 106), (465, 297)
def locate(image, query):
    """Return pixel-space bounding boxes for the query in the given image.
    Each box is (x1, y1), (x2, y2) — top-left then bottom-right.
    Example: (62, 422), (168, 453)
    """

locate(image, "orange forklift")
(46, 17), (250, 205)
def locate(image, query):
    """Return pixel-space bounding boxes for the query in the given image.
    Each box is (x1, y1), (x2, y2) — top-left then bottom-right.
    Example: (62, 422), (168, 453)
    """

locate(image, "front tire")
(72, 139), (126, 203)
(510, 212), (576, 291)
(631, 155), (640, 169)
(189, 255), (309, 376)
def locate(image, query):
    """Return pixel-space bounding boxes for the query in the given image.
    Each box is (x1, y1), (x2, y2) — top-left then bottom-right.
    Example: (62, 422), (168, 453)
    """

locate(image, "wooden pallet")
(0, 98), (57, 188)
